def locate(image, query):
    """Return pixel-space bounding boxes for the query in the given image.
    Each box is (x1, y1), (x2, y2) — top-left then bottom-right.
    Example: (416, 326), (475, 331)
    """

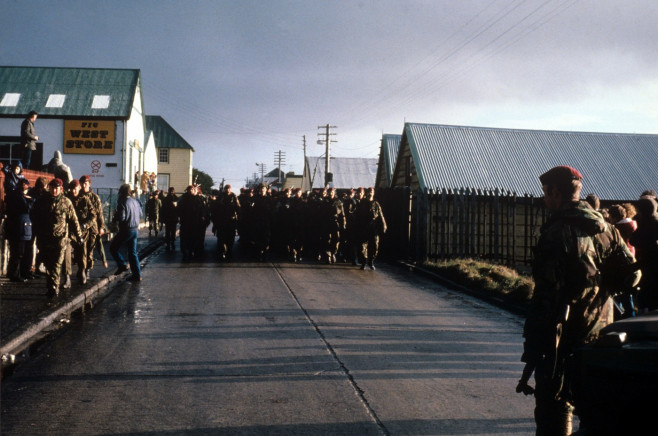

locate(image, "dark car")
(572, 311), (658, 435)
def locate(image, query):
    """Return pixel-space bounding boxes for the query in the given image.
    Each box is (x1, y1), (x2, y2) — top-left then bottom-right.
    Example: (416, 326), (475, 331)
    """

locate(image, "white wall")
(0, 117), (125, 188)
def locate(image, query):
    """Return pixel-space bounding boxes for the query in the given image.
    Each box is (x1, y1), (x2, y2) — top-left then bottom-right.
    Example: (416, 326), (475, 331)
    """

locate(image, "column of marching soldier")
(1, 164), (389, 298)
(152, 182), (387, 269)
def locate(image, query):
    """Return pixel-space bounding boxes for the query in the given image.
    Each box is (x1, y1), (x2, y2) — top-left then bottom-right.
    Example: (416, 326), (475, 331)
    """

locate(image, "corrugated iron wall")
(378, 187), (547, 267)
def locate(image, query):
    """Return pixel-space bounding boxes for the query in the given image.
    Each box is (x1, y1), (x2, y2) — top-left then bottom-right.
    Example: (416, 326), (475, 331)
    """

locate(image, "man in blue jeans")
(110, 184), (142, 281)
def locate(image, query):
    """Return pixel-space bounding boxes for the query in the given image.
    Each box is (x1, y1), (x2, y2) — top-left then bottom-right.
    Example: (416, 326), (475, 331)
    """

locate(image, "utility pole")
(255, 163), (266, 183)
(273, 150), (286, 185)
(317, 124), (337, 187)
(302, 135), (307, 170)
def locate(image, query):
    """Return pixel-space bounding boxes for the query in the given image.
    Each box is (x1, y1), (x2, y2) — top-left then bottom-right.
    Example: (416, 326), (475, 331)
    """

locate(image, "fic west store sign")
(63, 120), (115, 155)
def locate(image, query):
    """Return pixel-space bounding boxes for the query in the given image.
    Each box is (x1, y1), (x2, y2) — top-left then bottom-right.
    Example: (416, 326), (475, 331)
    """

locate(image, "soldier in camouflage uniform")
(31, 178), (82, 297)
(518, 166), (639, 436)
(323, 187), (346, 264)
(210, 184), (241, 261)
(342, 189), (360, 266)
(289, 188), (307, 263)
(355, 187), (387, 270)
(145, 190), (162, 237)
(67, 179), (96, 285)
(80, 175), (106, 278)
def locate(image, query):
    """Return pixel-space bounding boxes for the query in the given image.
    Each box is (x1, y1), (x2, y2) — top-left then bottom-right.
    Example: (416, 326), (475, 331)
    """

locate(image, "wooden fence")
(378, 187), (547, 267)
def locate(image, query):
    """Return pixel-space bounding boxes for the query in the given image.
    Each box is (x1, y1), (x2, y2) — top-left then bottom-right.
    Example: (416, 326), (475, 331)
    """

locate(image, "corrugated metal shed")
(304, 156), (378, 190)
(375, 133), (402, 188)
(396, 123), (658, 201)
(145, 116), (194, 150)
(0, 66), (140, 119)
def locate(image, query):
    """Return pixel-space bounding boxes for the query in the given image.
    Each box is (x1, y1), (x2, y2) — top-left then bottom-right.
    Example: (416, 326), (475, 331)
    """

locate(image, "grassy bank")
(422, 259), (534, 307)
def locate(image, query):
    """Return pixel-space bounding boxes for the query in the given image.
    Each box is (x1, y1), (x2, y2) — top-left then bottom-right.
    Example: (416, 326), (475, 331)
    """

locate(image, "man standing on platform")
(21, 110), (39, 170)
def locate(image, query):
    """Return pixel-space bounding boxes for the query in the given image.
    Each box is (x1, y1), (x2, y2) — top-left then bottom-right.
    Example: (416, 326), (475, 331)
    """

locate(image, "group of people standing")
(2, 165), (106, 296)
(585, 191), (658, 313)
(135, 170), (158, 196)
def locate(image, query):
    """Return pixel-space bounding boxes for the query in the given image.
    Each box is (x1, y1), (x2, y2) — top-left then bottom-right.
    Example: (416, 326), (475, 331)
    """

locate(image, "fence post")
(415, 188), (427, 263)
(511, 192), (517, 265)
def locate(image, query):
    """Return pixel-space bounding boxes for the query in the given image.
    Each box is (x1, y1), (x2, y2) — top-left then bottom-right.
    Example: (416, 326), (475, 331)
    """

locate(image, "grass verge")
(422, 259), (534, 307)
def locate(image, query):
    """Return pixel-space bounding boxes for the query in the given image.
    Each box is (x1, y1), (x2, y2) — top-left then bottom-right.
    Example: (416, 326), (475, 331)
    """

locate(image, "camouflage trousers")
(148, 215), (160, 233)
(80, 232), (98, 271)
(359, 234), (380, 265)
(41, 237), (68, 289)
(324, 228), (341, 259)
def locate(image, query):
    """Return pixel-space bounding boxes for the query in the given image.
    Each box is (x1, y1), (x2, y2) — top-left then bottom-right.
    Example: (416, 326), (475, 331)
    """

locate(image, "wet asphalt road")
(1, 240), (535, 435)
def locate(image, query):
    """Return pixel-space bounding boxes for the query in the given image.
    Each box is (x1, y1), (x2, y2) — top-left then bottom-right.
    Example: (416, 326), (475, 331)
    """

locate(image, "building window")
(0, 93), (20, 107)
(46, 94), (66, 108)
(91, 95), (111, 109)
(157, 174), (170, 192)
(159, 148), (169, 164)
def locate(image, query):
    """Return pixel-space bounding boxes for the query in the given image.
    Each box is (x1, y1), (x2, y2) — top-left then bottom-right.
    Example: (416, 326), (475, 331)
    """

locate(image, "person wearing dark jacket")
(160, 187), (179, 250)
(1, 162), (27, 200)
(250, 183), (273, 261)
(210, 184), (240, 261)
(21, 110), (39, 169)
(46, 151), (73, 185)
(177, 185), (208, 260)
(27, 177), (49, 274)
(629, 195), (658, 312)
(6, 179), (34, 282)
(109, 184), (143, 281)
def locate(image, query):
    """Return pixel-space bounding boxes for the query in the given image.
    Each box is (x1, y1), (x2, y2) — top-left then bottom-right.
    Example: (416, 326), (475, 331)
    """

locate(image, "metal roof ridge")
(404, 121), (658, 137)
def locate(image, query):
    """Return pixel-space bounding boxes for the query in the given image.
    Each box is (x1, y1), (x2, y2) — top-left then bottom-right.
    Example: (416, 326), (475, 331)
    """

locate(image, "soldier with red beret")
(519, 166), (639, 435)
(30, 178), (82, 297)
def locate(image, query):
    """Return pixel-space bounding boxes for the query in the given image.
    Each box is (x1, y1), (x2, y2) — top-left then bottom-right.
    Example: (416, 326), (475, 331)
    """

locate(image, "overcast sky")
(3, 0), (658, 187)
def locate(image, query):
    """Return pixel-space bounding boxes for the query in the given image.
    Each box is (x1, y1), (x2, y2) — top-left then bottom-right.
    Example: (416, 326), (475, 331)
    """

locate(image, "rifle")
(517, 304), (570, 396)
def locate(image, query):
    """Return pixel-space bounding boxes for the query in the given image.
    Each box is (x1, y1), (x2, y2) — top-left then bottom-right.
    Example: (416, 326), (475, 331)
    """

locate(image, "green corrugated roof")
(0, 66), (139, 118)
(145, 115), (194, 151)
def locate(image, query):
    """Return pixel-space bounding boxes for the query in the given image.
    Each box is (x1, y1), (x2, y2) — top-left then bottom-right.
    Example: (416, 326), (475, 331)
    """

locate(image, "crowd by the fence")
(1, 159), (389, 296)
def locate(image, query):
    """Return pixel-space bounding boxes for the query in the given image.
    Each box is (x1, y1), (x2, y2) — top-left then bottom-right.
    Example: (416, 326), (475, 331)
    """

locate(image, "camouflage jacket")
(523, 201), (636, 365)
(356, 199), (387, 237)
(81, 190), (105, 233)
(66, 192), (96, 239)
(145, 197), (162, 220)
(31, 193), (82, 242)
(324, 197), (346, 230)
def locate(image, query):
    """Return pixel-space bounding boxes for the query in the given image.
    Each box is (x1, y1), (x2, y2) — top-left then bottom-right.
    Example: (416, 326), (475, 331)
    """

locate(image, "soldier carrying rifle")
(518, 166), (640, 435)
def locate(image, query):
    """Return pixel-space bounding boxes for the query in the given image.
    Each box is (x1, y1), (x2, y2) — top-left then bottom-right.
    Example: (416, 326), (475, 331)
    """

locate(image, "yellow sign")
(63, 120), (115, 154)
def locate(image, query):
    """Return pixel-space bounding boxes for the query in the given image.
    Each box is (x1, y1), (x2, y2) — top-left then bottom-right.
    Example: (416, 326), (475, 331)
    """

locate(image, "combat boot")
(47, 285), (59, 298)
(78, 269), (87, 285)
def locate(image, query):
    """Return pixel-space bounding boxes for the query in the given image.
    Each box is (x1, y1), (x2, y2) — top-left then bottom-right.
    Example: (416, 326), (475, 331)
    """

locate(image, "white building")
(0, 66), (157, 189)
